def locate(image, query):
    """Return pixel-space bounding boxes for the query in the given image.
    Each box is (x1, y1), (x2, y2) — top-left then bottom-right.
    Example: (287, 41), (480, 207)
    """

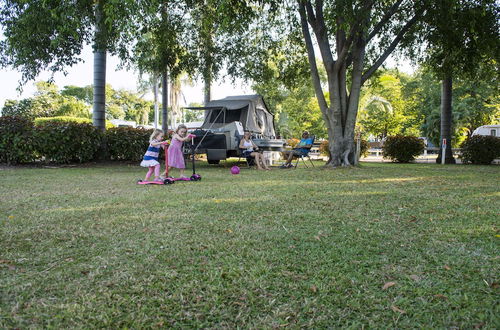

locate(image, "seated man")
(280, 131), (314, 168)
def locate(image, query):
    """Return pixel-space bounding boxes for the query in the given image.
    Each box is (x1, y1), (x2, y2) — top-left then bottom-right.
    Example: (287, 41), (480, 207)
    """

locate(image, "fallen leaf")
(65, 258), (74, 262)
(433, 294), (448, 300)
(0, 260), (16, 270)
(310, 285), (318, 293)
(382, 281), (396, 290)
(489, 282), (499, 289)
(391, 305), (406, 314)
(225, 229), (233, 233)
(314, 236), (321, 241)
(8, 215), (14, 219)
(409, 275), (420, 281)
(443, 265), (451, 270)
(473, 322), (485, 329)
(81, 270), (90, 275)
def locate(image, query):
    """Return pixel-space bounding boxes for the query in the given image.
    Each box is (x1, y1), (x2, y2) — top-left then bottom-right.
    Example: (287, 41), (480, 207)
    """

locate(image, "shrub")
(35, 116), (114, 128)
(0, 116), (36, 164)
(319, 140), (329, 156)
(382, 135), (425, 163)
(34, 121), (103, 163)
(460, 135), (500, 164)
(360, 139), (369, 157)
(319, 139), (369, 157)
(106, 127), (153, 161)
(286, 138), (300, 148)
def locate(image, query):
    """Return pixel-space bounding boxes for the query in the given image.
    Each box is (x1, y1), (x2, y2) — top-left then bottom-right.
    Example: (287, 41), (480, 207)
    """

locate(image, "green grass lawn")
(1, 161), (499, 328)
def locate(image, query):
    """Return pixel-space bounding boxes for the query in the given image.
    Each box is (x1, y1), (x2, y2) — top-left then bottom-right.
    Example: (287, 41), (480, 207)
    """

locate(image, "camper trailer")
(471, 125), (500, 137)
(187, 95), (285, 164)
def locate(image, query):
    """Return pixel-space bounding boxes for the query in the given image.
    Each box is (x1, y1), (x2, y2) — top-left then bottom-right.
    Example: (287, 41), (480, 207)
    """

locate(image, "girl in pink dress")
(167, 124), (195, 178)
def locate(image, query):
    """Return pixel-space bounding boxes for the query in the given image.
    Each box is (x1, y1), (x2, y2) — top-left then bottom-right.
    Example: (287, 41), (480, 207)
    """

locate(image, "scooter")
(165, 136), (202, 182)
(137, 141), (175, 185)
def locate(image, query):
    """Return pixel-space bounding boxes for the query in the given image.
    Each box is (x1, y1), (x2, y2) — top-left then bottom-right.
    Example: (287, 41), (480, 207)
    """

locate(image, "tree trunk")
(436, 75), (456, 164)
(203, 76), (211, 105)
(162, 72), (169, 132)
(92, 1), (106, 131)
(153, 75), (159, 129)
(297, 1), (421, 168)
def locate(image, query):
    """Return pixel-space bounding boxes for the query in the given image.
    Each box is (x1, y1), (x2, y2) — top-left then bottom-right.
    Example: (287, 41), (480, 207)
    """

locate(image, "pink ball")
(230, 166), (240, 175)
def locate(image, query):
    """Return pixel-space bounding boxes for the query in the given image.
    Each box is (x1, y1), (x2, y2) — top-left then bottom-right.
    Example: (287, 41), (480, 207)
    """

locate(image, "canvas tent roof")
(201, 95), (276, 137)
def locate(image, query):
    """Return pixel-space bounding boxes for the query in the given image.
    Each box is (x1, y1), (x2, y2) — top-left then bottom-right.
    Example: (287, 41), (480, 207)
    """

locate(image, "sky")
(0, 44), (253, 108)
(0, 43), (414, 109)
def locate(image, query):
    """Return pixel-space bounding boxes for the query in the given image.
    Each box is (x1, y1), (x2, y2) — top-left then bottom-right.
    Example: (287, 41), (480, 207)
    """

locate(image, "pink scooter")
(165, 136), (202, 182)
(137, 141), (175, 185)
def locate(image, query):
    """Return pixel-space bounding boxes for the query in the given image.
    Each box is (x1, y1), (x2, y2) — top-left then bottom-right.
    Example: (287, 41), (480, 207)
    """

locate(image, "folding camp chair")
(237, 149), (256, 168)
(235, 132), (256, 168)
(294, 135), (315, 168)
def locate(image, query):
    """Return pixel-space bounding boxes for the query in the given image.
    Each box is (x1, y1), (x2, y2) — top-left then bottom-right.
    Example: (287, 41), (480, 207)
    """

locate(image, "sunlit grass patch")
(0, 162), (499, 328)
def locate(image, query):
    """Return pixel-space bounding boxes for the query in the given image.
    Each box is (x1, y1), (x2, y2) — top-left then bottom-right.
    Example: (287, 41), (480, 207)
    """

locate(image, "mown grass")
(0, 161), (499, 328)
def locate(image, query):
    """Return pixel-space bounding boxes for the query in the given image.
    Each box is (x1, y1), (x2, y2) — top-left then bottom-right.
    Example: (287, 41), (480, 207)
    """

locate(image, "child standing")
(167, 124), (194, 178)
(140, 129), (167, 182)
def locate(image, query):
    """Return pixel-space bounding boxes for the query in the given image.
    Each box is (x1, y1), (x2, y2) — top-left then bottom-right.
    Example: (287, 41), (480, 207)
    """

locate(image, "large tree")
(419, 0), (500, 164)
(293, 0), (425, 166)
(0, 0), (140, 130)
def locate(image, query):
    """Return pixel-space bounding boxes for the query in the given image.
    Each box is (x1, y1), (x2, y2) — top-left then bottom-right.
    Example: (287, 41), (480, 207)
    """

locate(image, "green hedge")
(105, 127), (153, 161)
(34, 121), (103, 163)
(460, 135), (500, 165)
(0, 116), (37, 164)
(382, 135), (425, 163)
(35, 116), (114, 128)
(0, 116), (156, 164)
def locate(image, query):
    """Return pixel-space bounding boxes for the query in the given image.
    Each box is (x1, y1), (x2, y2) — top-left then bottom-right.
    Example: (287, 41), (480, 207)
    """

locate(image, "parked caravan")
(471, 125), (500, 137)
(186, 95), (285, 164)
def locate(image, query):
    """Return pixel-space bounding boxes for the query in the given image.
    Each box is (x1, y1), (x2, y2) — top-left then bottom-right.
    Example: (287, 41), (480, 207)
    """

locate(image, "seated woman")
(281, 131), (314, 168)
(239, 130), (270, 170)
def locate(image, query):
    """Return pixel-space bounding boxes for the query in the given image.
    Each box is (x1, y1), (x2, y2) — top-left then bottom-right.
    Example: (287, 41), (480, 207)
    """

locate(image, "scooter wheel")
(164, 179), (174, 185)
(137, 179), (143, 183)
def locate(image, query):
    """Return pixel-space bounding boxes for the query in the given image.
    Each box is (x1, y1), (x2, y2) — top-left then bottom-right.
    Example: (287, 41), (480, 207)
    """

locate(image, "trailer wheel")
(207, 159), (220, 165)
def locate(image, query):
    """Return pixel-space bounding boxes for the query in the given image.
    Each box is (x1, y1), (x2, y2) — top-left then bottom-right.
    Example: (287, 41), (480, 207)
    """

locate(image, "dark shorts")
(242, 150), (254, 158)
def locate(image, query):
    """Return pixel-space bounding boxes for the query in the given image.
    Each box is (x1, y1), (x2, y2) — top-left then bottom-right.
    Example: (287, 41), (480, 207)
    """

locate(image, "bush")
(319, 140), (329, 156)
(286, 138), (300, 148)
(106, 127), (153, 161)
(360, 139), (369, 157)
(35, 116), (114, 128)
(382, 135), (425, 163)
(34, 121), (103, 163)
(0, 116), (36, 164)
(460, 135), (500, 164)
(319, 139), (369, 157)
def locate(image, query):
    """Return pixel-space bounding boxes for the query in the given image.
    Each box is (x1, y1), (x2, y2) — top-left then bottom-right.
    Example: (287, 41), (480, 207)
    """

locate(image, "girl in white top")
(239, 130), (270, 170)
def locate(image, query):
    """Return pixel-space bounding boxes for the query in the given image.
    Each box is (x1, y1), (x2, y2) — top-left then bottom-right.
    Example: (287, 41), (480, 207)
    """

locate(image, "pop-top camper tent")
(186, 95), (284, 164)
(200, 95), (276, 138)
